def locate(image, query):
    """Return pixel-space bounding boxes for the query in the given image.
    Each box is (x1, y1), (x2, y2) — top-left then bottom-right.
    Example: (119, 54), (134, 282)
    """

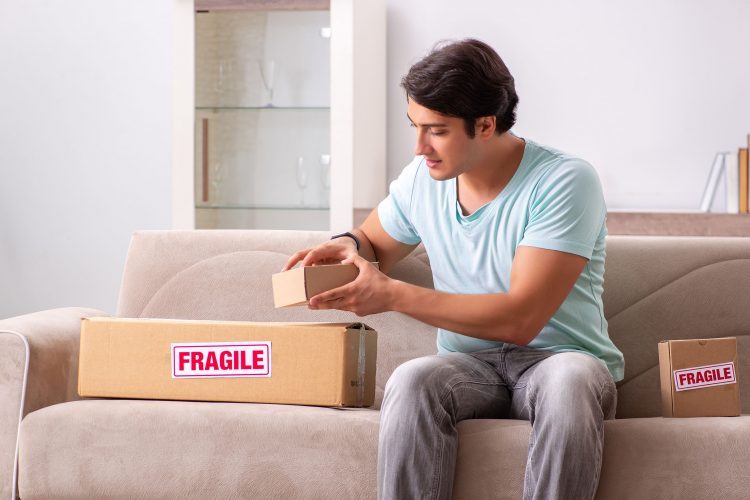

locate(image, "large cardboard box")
(78, 317), (377, 407)
(658, 337), (740, 417)
(272, 262), (378, 308)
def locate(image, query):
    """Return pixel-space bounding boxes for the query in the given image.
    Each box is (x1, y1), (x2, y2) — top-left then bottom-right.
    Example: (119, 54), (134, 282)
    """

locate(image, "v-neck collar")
(452, 137), (530, 228)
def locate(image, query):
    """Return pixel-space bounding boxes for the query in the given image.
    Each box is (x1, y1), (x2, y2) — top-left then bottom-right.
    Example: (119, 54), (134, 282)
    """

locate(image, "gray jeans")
(377, 344), (617, 500)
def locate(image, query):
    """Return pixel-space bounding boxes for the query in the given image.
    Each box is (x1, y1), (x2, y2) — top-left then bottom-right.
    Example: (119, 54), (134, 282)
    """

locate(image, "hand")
(308, 254), (398, 316)
(281, 236), (359, 272)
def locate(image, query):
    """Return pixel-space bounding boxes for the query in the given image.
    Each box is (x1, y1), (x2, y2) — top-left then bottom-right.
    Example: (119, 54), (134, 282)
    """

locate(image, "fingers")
(283, 241), (361, 272)
(309, 296), (346, 311)
(282, 246), (340, 271)
(301, 248), (323, 267)
(309, 283), (353, 308)
(309, 289), (370, 317)
(301, 245), (347, 267)
(342, 254), (368, 267)
(282, 248), (311, 271)
(341, 255), (355, 265)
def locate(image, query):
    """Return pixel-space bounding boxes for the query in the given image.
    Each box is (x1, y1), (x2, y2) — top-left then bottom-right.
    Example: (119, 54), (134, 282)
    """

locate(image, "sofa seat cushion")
(596, 415), (750, 499)
(19, 399), (750, 499)
(19, 399), (380, 499)
(454, 416), (750, 500)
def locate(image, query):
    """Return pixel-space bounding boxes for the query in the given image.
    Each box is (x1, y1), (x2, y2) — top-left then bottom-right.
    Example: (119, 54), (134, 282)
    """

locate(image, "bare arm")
(283, 207), (417, 274)
(352, 208), (418, 274)
(310, 245), (587, 346)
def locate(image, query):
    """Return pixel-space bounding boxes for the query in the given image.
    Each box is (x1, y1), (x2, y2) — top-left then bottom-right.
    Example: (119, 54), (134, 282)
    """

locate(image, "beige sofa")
(3, 230), (750, 499)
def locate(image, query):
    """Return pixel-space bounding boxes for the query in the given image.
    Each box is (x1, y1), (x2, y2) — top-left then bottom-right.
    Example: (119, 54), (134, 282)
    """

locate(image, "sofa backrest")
(600, 235), (750, 417)
(116, 230), (438, 408)
(117, 231), (750, 417)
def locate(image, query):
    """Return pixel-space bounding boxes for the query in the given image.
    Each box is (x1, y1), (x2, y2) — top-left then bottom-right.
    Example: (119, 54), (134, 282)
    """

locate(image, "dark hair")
(401, 39), (519, 138)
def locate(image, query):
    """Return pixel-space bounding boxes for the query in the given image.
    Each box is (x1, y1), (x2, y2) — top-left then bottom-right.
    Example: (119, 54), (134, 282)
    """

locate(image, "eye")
(430, 130), (446, 136)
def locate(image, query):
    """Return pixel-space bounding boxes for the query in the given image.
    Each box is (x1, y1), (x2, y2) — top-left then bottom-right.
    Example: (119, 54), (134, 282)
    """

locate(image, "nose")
(414, 130), (433, 156)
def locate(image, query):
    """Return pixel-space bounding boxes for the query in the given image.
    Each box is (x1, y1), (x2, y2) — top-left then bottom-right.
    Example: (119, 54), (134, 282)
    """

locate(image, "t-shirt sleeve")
(519, 159), (606, 259)
(377, 157), (422, 245)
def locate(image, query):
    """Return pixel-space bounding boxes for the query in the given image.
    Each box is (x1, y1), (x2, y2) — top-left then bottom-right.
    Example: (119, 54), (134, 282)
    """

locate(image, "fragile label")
(171, 342), (271, 378)
(673, 362), (736, 392)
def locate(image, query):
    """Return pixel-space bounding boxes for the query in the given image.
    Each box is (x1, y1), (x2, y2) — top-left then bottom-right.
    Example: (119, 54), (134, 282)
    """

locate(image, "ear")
(474, 116), (496, 139)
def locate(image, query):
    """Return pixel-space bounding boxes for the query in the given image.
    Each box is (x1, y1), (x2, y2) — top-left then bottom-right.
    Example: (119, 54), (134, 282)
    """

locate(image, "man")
(283, 38), (624, 500)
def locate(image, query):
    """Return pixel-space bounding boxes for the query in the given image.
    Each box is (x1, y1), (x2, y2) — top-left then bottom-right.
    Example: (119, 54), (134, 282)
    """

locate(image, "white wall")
(0, 0), (192, 318)
(386, 0), (750, 210)
(3, 0), (748, 317)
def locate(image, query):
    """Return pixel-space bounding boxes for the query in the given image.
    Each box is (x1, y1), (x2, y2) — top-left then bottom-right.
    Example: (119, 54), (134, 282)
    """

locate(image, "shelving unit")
(192, 0), (385, 231)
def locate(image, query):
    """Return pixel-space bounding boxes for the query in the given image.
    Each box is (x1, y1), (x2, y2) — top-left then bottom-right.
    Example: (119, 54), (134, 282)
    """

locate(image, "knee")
(532, 353), (614, 411)
(385, 356), (441, 398)
(383, 354), (466, 408)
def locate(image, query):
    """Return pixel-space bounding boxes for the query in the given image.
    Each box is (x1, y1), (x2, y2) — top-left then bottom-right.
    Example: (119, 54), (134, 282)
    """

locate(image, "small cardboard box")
(78, 317), (377, 407)
(272, 262), (378, 308)
(658, 337), (740, 417)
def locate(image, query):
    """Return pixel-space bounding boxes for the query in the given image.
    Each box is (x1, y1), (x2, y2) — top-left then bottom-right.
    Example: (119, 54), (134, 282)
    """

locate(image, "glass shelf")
(194, 108), (330, 210)
(197, 204), (329, 210)
(196, 205), (330, 230)
(195, 9), (331, 230)
(196, 106), (330, 111)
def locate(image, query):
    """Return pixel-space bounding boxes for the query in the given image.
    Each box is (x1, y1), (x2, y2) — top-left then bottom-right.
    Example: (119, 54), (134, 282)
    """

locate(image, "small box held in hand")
(272, 262), (378, 308)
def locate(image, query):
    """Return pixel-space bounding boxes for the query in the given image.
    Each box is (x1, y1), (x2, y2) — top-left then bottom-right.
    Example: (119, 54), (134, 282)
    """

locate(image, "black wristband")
(330, 231), (361, 251)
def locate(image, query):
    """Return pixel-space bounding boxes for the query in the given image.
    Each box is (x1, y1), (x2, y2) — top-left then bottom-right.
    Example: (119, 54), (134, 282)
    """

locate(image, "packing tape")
(357, 324), (366, 406)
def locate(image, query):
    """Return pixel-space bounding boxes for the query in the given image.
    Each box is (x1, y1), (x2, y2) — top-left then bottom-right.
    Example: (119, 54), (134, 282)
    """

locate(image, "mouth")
(425, 158), (441, 168)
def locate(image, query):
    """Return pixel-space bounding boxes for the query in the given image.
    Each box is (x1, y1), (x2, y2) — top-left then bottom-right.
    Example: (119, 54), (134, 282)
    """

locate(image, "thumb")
(344, 255), (370, 270)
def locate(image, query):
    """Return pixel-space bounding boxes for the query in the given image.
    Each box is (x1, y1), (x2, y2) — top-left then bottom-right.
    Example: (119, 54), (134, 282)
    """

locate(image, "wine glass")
(320, 154), (331, 193)
(258, 59), (275, 107)
(211, 161), (225, 203)
(296, 156), (308, 206)
(214, 59), (233, 95)
(213, 60), (224, 93)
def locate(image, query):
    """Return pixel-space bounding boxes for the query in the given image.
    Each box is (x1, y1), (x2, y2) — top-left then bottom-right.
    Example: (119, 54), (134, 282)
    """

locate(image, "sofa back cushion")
(116, 230), (437, 408)
(602, 235), (750, 417)
(117, 231), (750, 417)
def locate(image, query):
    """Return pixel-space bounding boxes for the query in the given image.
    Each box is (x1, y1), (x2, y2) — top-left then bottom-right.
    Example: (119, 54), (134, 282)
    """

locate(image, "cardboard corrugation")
(78, 317), (377, 407)
(658, 337), (740, 418)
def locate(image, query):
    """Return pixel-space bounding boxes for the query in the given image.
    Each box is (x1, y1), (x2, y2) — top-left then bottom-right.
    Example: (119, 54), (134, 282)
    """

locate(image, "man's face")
(406, 98), (480, 181)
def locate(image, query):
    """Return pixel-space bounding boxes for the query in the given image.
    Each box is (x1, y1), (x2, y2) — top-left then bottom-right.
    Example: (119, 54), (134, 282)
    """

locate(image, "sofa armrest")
(0, 307), (107, 500)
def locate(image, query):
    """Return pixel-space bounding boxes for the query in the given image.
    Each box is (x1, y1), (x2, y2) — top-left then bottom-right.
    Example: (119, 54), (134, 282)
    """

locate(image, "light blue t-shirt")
(378, 138), (624, 382)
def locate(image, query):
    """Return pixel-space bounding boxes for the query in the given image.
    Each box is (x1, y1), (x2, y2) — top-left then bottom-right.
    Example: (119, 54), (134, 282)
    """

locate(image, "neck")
(458, 132), (525, 200)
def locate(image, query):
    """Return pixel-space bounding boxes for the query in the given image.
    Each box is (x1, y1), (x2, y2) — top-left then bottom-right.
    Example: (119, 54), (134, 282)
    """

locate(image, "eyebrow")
(406, 112), (448, 128)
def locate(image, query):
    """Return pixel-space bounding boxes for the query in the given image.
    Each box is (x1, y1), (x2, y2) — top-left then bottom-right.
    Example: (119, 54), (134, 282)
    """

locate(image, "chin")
(426, 168), (456, 181)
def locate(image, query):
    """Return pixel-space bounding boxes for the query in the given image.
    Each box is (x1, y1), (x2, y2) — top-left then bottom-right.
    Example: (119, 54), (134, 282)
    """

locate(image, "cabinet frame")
(175, 0), (385, 231)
